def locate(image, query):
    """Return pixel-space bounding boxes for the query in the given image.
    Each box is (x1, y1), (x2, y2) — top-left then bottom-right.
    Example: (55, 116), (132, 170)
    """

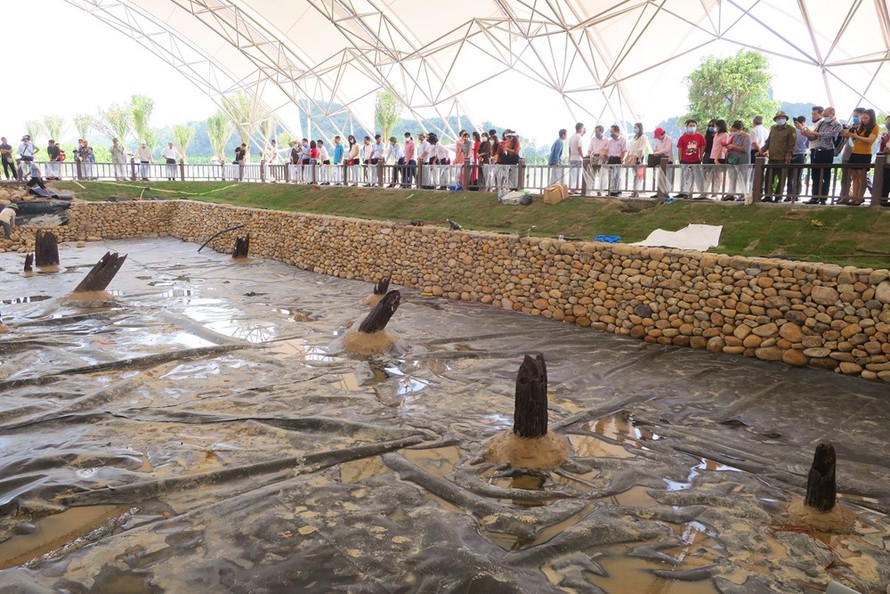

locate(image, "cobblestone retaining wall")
(13, 200), (890, 382)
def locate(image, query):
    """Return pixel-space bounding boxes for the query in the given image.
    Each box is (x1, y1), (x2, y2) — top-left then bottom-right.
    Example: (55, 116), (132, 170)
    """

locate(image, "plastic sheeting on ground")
(0, 238), (887, 594)
(631, 223), (723, 251)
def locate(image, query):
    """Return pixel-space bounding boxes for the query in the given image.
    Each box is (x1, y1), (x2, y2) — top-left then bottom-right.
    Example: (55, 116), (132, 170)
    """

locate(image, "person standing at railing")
(161, 141), (179, 181)
(136, 141), (152, 181)
(650, 127), (674, 198)
(331, 136), (343, 185)
(879, 115), (890, 204)
(676, 120), (705, 199)
(477, 131), (491, 190)
(317, 139), (330, 185)
(46, 139), (61, 180)
(0, 137), (17, 180)
(548, 128), (567, 186)
(16, 135), (36, 179)
(566, 123), (584, 194)
(803, 106), (842, 204)
(624, 122), (651, 197)
(750, 115), (768, 162)
(586, 125), (607, 196)
(111, 138), (128, 181)
(603, 125), (626, 197)
(386, 136), (403, 188)
(785, 116), (810, 201)
(402, 132), (415, 188)
(705, 120), (728, 199)
(347, 135), (360, 185)
(79, 140), (95, 180)
(369, 134), (384, 187)
(721, 121), (751, 201)
(757, 111), (796, 202)
(838, 108), (879, 206)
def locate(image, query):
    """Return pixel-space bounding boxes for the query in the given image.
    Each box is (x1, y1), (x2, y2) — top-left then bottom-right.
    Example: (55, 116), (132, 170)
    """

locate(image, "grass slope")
(54, 180), (890, 269)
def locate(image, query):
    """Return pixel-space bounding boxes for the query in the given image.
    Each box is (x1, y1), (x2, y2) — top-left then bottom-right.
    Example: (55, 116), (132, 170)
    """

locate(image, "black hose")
(198, 224), (245, 252)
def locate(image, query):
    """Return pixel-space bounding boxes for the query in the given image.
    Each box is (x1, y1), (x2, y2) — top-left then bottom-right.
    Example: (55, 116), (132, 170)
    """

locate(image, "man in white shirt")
(750, 116), (768, 161)
(586, 125), (608, 196)
(567, 122), (585, 194)
(161, 142), (180, 181)
(386, 136), (403, 187)
(368, 134), (384, 186)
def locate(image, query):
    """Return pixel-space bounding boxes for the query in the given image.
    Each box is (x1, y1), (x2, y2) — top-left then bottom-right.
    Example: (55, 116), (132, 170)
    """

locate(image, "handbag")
(727, 154), (740, 165)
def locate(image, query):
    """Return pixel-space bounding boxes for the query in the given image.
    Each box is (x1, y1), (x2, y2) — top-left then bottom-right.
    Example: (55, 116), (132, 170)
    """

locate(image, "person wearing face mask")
(803, 106), (842, 204)
(879, 115), (890, 204)
(587, 125), (608, 195)
(624, 122), (651, 197)
(677, 119), (705, 198)
(650, 127), (674, 198)
(838, 107), (865, 201)
(758, 111), (797, 202)
(604, 124), (626, 196)
(839, 108), (879, 205)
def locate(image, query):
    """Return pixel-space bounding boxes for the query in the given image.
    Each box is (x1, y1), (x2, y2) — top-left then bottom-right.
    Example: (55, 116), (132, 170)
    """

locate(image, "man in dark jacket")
(758, 111), (797, 202)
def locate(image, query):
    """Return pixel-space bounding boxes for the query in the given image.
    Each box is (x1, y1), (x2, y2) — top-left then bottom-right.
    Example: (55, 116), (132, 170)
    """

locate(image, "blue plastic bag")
(593, 235), (621, 243)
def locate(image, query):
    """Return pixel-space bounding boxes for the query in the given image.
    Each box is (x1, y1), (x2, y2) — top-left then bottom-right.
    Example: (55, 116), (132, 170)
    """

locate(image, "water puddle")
(586, 550), (721, 594)
(583, 410), (663, 443)
(0, 505), (130, 570)
(568, 434), (637, 459)
(183, 297), (277, 342)
(268, 338), (334, 362)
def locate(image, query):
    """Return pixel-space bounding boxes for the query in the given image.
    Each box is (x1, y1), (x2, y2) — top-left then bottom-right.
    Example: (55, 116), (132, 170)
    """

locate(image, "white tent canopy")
(66, 0), (890, 143)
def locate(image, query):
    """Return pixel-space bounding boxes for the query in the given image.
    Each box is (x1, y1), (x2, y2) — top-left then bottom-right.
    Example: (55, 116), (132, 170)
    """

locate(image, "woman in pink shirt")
(707, 119), (729, 198)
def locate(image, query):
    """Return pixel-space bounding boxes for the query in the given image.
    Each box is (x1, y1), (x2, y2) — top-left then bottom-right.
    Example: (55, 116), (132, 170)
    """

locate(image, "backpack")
(58, 149), (66, 162)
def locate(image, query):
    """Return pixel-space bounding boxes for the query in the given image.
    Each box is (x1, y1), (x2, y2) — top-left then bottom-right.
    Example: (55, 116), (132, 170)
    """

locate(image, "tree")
(685, 50), (779, 124)
(375, 90), (401, 141)
(172, 124), (196, 162)
(43, 115), (64, 142)
(97, 103), (133, 151)
(73, 114), (95, 141)
(24, 120), (46, 146)
(221, 91), (267, 161)
(206, 111), (232, 161)
(130, 95), (154, 142)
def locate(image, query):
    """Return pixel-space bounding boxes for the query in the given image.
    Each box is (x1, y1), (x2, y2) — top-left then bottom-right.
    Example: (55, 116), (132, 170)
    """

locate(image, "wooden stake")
(373, 276), (391, 295)
(233, 234), (250, 258)
(357, 290), (401, 333)
(24, 253), (33, 272)
(34, 230), (60, 267)
(513, 354), (548, 439)
(805, 441), (836, 512)
(72, 252), (127, 293)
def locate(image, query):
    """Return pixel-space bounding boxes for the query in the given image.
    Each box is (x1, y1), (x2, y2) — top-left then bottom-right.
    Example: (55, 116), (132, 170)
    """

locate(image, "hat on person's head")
(654, 127), (665, 138)
(773, 111), (789, 121)
(21, 135), (28, 141)
(503, 129), (515, 136)
(389, 136), (397, 143)
(7, 202), (18, 209)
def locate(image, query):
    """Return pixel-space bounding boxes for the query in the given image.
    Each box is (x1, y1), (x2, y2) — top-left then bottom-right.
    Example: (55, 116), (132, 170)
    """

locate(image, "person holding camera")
(839, 108), (879, 205)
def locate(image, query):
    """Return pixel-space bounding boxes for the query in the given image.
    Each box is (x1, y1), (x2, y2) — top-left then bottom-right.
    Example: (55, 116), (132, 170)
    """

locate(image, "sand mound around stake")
(484, 431), (572, 469)
(342, 329), (395, 355)
(786, 496), (856, 533)
(63, 291), (116, 307)
(363, 294), (385, 307)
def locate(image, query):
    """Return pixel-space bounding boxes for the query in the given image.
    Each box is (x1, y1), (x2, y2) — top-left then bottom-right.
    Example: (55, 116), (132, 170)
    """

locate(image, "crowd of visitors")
(1, 107), (887, 206)
(546, 107), (889, 205)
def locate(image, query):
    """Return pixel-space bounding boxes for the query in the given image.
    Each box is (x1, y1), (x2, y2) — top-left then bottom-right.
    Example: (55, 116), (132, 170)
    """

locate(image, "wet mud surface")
(0, 238), (888, 593)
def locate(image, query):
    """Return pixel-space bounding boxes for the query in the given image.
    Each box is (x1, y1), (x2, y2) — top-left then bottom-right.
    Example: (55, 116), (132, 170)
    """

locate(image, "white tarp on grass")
(631, 224), (722, 252)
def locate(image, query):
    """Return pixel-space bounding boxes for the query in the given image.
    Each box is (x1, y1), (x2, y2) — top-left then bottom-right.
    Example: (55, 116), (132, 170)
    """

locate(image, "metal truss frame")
(68, 0), (889, 141)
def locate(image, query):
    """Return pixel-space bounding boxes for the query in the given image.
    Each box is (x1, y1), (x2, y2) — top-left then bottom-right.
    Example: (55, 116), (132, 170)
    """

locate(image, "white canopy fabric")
(65, 0), (890, 143)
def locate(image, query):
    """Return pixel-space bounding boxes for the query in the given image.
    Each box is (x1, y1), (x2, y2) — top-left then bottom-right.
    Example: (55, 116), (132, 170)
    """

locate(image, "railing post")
(517, 158), (526, 191)
(417, 161), (423, 189)
(871, 153), (886, 209)
(179, 159), (185, 182)
(377, 160), (384, 188)
(752, 156), (765, 202)
(260, 160), (266, 183)
(656, 156), (669, 201)
(238, 162), (244, 182)
(130, 157), (137, 181)
(75, 157), (83, 180)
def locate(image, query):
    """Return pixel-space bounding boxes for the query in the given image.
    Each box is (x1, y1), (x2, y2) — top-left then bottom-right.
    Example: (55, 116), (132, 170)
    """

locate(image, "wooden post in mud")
(72, 252), (127, 293)
(24, 253), (33, 272)
(357, 290), (401, 333)
(34, 230), (60, 267)
(805, 441), (836, 512)
(233, 234), (250, 258)
(373, 276), (391, 296)
(513, 354), (548, 438)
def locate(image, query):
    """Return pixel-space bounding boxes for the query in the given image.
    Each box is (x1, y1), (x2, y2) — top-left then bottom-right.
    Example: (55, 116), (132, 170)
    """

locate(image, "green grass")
(54, 180), (890, 269)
